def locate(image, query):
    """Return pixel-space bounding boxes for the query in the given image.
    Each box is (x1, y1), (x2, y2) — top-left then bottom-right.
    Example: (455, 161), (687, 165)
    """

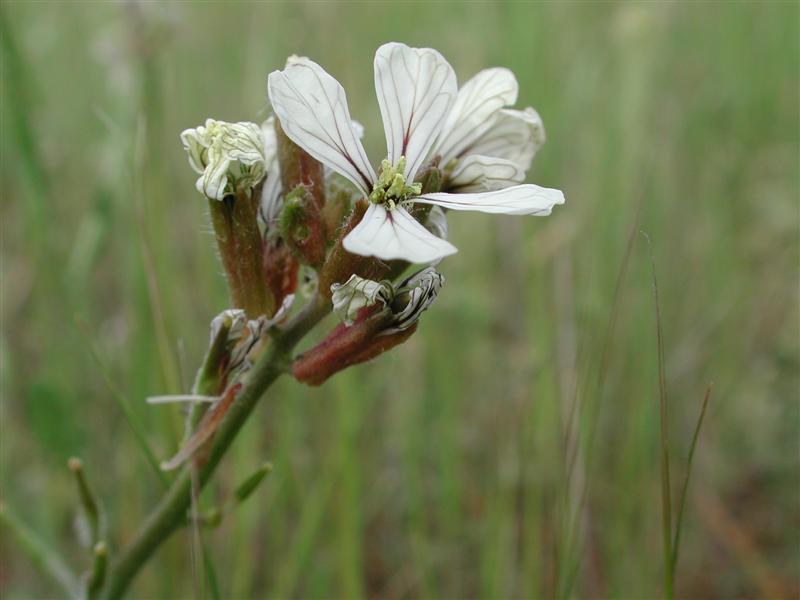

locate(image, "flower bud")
(331, 274), (393, 325)
(292, 267), (444, 386)
(414, 159), (443, 194)
(181, 119), (265, 201)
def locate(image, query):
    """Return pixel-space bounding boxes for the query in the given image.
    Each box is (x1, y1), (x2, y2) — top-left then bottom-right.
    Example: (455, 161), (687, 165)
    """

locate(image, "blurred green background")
(2, 2), (798, 599)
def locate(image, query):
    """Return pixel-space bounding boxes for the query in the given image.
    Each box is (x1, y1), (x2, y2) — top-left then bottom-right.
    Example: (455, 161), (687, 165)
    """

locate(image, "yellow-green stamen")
(369, 157), (422, 206)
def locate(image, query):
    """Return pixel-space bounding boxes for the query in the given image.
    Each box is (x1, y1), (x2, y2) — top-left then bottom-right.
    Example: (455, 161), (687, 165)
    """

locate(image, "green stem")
(99, 295), (330, 600)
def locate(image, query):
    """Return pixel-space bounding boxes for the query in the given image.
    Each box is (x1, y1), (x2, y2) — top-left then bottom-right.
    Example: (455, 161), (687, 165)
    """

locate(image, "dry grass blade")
(160, 383), (242, 471)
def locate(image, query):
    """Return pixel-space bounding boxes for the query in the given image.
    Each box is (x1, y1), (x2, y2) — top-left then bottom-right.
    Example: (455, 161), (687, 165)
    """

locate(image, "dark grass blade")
(671, 384), (713, 573)
(643, 231), (673, 600)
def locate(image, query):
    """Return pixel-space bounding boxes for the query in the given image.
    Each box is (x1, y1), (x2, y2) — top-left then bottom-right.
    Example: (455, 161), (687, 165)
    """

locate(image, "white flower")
(430, 69), (546, 192)
(180, 119), (265, 201)
(268, 42), (564, 264)
(329, 267), (444, 332)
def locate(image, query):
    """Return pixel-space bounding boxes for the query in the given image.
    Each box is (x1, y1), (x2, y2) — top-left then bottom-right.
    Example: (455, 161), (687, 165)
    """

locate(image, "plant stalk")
(99, 295), (330, 600)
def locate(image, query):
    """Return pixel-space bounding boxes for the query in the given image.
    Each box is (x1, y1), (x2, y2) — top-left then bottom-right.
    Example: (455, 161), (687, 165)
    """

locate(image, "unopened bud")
(292, 267), (444, 386)
(181, 119), (265, 201)
(415, 160), (443, 194)
(279, 185), (327, 267)
(331, 274), (393, 325)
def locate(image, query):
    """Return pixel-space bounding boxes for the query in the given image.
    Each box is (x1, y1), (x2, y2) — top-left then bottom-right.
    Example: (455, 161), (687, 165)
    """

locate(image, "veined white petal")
(384, 266), (445, 333)
(268, 57), (376, 196)
(374, 42), (457, 181)
(425, 205), (448, 240)
(180, 125), (210, 174)
(423, 206), (449, 267)
(331, 274), (393, 325)
(432, 68), (518, 164)
(416, 184), (565, 216)
(260, 172), (283, 224)
(343, 203), (457, 263)
(260, 117), (283, 224)
(463, 107), (545, 172)
(268, 293), (295, 326)
(261, 116), (278, 170)
(351, 119), (366, 140)
(198, 152), (231, 200)
(447, 155), (524, 192)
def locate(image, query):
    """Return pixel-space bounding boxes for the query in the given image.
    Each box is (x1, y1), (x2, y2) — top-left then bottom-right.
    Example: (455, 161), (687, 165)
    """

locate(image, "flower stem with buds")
(98, 294), (331, 600)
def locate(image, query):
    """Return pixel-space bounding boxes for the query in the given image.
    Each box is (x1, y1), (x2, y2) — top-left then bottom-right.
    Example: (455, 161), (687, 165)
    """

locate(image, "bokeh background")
(2, 2), (798, 599)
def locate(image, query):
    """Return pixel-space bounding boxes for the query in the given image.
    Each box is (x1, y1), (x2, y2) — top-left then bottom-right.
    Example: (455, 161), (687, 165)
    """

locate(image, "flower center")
(369, 157), (421, 208)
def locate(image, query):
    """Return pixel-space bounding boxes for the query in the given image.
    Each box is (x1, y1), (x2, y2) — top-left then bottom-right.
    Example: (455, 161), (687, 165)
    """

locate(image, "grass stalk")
(643, 232), (673, 600)
(671, 384), (712, 573)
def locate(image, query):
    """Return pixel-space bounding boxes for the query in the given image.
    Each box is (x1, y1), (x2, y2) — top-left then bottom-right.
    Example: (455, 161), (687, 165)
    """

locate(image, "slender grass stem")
(643, 232), (673, 600)
(99, 295), (330, 600)
(671, 384), (712, 572)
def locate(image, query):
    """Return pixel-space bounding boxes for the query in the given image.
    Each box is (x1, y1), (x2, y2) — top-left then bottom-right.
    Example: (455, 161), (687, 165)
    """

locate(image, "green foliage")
(2, 2), (797, 599)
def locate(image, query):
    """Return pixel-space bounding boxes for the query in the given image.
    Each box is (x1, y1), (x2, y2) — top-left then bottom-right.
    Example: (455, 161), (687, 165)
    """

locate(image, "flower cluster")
(178, 41), (564, 390)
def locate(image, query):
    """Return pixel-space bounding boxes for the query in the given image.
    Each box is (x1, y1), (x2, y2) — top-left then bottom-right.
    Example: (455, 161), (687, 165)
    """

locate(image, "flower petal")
(374, 42), (457, 181)
(384, 266), (445, 333)
(260, 117), (283, 224)
(416, 184), (565, 215)
(261, 116), (278, 169)
(260, 172), (283, 224)
(331, 274), (393, 325)
(180, 124), (210, 174)
(447, 155), (525, 192)
(343, 203), (457, 263)
(463, 107), (545, 172)
(432, 67), (518, 164)
(425, 205), (448, 240)
(268, 57), (376, 196)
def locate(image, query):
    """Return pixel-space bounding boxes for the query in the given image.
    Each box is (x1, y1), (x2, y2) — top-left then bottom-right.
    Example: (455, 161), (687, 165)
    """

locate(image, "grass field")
(2, 2), (798, 598)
